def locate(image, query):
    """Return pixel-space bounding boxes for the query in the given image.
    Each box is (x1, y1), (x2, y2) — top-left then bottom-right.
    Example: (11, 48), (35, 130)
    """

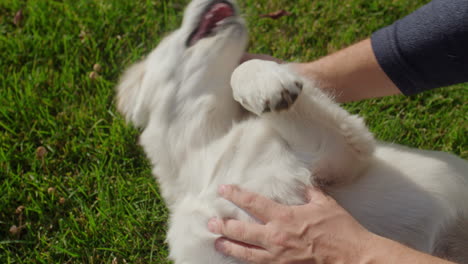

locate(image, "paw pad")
(276, 90), (295, 111)
(295, 81), (303, 90)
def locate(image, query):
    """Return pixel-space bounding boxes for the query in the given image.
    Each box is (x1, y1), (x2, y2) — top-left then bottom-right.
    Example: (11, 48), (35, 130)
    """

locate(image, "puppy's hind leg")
(231, 60), (375, 185)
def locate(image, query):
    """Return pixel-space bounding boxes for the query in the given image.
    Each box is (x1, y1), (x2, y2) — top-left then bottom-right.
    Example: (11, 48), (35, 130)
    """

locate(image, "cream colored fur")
(116, 0), (468, 263)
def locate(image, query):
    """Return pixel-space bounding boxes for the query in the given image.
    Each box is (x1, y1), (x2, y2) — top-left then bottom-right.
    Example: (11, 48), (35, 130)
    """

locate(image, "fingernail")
(218, 185), (229, 196)
(208, 218), (218, 233)
(215, 238), (226, 252)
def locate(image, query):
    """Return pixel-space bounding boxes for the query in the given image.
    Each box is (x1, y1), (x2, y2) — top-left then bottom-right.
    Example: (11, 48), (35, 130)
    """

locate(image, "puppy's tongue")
(189, 3), (234, 46)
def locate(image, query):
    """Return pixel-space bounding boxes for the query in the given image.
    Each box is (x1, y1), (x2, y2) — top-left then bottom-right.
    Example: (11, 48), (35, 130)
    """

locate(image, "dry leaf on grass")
(13, 9), (23, 26)
(259, 10), (291, 20)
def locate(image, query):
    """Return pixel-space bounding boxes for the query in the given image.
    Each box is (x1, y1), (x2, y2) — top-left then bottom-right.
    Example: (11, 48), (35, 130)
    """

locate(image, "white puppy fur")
(116, 0), (468, 263)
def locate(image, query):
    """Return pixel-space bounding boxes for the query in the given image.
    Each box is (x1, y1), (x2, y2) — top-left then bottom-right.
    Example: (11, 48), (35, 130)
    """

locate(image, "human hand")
(208, 185), (376, 264)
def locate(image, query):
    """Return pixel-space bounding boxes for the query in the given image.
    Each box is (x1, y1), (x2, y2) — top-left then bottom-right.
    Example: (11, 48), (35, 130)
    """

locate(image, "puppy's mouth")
(187, 1), (235, 47)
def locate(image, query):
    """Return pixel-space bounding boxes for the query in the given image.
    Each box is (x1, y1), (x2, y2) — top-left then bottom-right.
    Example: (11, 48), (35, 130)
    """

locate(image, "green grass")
(0, 0), (466, 263)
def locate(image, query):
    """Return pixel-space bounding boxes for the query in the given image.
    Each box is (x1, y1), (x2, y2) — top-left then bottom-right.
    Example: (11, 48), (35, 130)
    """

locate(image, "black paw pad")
(295, 81), (303, 90)
(275, 90), (298, 111)
(263, 100), (272, 113)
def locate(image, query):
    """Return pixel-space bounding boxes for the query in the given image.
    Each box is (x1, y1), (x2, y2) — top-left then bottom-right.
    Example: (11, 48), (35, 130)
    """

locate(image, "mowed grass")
(0, 0), (466, 263)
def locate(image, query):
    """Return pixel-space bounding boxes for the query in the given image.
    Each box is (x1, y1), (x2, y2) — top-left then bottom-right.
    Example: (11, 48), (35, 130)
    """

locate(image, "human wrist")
(361, 233), (426, 264)
(342, 231), (388, 264)
(358, 233), (397, 264)
(342, 230), (414, 264)
(289, 61), (337, 99)
(363, 234), (455, 264)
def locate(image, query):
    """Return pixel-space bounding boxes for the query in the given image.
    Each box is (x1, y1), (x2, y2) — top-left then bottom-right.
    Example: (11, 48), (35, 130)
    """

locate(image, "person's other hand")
(208, 185), (377, 264)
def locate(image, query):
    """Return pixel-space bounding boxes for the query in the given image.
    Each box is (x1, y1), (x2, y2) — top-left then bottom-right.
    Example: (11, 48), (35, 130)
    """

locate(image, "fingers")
(218, 185), (284, 223)
(215, 238), (271, 264)
(209, 217), (268, 248)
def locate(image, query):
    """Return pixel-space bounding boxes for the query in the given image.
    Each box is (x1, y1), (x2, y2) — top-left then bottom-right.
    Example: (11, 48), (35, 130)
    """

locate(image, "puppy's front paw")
(231, 60), (303, 116)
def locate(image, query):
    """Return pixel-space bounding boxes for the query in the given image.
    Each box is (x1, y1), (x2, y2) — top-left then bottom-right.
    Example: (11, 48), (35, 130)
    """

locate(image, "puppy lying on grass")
(116, 0), (468, 263)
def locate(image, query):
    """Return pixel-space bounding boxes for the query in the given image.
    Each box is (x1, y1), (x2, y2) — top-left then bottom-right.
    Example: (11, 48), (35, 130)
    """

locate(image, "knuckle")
(230, 185), (241, 194)
(241, 193), (258, 209)
(269, 230), (290, 247)
(277, 209), (294, 222)
(242, 247), (255, 262)
(216, 219), (226, 234)
(232, 224), (246, 239)
(222, 243), (233, 255)
(258, 255), (272, 264)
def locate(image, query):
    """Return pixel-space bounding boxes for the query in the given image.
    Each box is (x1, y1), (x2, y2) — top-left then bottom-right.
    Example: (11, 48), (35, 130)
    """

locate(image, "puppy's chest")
(177, 121), (311, 202)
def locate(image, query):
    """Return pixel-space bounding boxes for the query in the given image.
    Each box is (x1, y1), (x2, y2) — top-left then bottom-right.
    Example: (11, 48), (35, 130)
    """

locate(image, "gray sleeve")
(371, 0), (468, 95)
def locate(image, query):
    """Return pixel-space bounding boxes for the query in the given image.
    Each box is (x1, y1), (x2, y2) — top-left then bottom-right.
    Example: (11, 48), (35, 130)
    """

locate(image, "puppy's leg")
(231, 60), (375, 185)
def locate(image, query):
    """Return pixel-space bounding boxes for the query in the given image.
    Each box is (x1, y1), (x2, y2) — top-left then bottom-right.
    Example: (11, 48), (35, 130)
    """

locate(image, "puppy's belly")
(179, 119), (313, 204)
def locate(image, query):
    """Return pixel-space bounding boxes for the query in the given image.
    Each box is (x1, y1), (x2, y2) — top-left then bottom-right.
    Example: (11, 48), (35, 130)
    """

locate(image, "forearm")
(290, 39), (400, 103)
(292, 0), (468, 101)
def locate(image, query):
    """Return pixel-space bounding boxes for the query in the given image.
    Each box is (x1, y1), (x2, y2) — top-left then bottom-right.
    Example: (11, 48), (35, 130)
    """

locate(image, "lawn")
(0, 0), (466, 263)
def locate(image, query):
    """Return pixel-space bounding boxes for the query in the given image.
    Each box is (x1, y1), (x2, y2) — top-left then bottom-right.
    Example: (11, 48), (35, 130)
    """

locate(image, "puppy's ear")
(116, 60), (148, 128)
